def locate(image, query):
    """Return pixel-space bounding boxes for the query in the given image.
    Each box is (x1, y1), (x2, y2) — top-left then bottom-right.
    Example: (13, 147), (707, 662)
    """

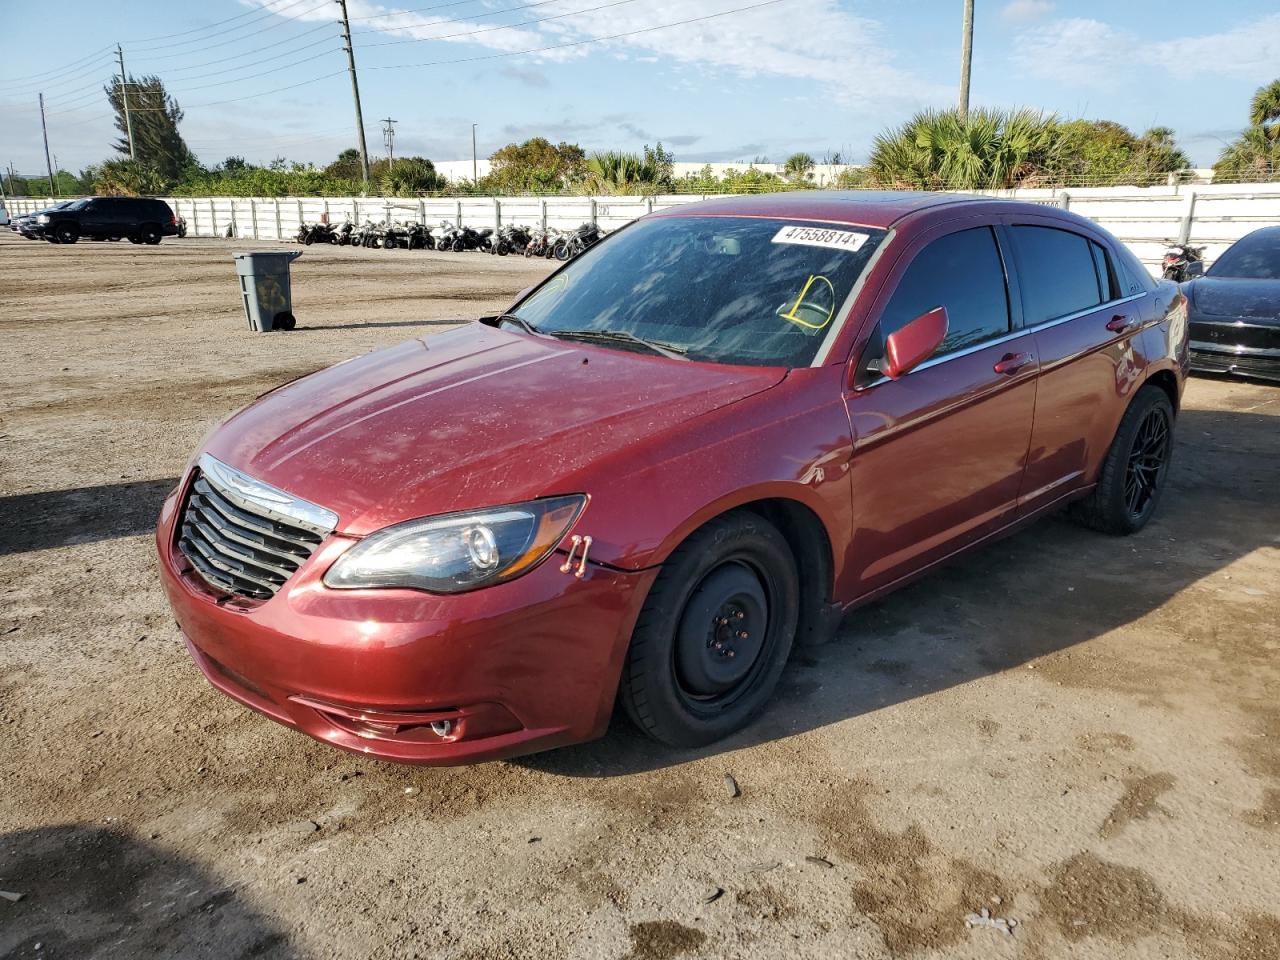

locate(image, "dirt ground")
(0, 233), (1277, 960)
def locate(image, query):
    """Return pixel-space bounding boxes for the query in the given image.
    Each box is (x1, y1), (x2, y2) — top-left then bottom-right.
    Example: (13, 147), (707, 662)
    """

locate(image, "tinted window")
(1208, 228), (1280, 280)
(1090, 241), (1116, 300)
(1013, 226), (1104, 324)
(1111, 241), (1156, 294)
(875, 227), (1011, 358)
(511, 216), (887, 367)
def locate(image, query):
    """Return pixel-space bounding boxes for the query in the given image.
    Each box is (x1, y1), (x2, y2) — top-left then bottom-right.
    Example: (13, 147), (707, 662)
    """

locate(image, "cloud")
(1014, 13), (1280, 84)
(499, 65), (549, 88)
(250, 0), (942, 107)
(1000, 0), (1054, 23)
(662, 134), (702, 147)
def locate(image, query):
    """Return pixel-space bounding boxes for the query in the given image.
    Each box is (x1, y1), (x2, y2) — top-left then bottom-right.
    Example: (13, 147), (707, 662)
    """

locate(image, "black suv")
(36, 197), (178, 245)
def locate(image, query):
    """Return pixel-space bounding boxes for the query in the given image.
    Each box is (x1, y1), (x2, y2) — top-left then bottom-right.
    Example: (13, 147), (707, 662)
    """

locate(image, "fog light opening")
(430, 720), (455, 738)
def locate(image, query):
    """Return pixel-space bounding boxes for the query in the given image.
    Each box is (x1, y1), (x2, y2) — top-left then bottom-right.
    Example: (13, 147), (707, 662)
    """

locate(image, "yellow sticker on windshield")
(778, 275), (836, 330)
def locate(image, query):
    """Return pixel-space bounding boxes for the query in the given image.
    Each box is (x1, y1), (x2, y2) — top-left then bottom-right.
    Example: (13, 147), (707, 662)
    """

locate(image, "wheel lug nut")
(726, 650), (735, 658)
(737, 631), (749, 639)
(734, 611), (745, 620)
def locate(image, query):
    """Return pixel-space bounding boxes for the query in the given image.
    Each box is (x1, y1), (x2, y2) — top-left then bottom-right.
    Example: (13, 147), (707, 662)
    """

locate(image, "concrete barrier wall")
(9, 183), (1280, 275)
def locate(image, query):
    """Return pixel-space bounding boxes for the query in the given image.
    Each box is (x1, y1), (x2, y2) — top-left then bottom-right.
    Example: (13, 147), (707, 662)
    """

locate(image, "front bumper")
(156, 480), (657, 765)
(1188, 318), (1280, 382)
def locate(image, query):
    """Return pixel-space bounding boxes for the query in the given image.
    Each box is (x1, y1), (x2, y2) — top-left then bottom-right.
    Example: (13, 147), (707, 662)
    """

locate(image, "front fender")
(570, 367), (854, 580)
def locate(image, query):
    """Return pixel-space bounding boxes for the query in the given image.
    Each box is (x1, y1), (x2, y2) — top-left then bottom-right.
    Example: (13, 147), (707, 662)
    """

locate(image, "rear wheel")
(139, 224), (162, 245)
(619, 511), (799, 748)
(1070, 385), (1174, 535)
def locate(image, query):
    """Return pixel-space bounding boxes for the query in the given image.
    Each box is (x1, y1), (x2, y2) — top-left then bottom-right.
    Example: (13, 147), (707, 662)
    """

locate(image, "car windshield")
(1207, 229), (1280, 280)
(509, 215), (887, 367)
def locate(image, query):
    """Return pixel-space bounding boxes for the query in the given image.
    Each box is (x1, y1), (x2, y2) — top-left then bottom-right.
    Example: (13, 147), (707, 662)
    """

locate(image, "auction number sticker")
(771, 224), (869, 252)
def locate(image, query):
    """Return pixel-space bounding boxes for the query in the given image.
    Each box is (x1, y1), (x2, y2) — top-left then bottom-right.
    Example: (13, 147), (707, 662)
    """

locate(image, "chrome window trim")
(854, 292), (1146, 390)
(197, 453), (338, 537)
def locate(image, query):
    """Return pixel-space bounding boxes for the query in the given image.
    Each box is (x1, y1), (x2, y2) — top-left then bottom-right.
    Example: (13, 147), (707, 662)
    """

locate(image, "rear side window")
(1011, 226), (1105, 324)
(876, 226), (1011, 357)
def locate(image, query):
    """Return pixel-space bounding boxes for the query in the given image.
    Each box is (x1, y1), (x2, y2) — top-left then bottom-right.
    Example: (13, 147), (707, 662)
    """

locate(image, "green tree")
(372, 156), (446, 195)
(105, 75), (196, 185)
(1213, 79), (1280, 182)
(643, 141), (675, 188)
(870, 108), (1059, 190)
(324, 148), (364, 180)
(585, 151), (659, 195)
(783, 152), (816, 181)
(484, 138), (586, 193)
(1249, 79), (1280, 140)
(89, 158), (170, 196)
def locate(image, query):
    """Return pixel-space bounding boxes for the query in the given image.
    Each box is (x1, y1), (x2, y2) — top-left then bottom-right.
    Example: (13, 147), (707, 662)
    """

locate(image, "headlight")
(36, 214), (50, 224)
(324, 496), (585, 593)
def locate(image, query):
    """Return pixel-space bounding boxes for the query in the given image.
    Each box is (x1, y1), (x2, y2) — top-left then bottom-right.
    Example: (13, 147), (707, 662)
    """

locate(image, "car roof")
(649, 190), (1010, 229)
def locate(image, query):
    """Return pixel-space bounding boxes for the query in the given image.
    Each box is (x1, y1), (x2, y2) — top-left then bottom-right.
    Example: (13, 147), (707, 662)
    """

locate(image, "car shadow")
(0, 478), (179, 556)
(0, 825), (298, 959)
(522, 403), (1280, 778)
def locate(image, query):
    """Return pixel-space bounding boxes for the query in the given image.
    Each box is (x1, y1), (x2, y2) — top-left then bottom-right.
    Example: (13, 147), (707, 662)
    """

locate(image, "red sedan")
(157, 192), (1188, 764)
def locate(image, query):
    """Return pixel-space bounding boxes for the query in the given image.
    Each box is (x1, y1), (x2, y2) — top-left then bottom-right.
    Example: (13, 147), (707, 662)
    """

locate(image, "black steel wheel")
(140, 225), (161, 245)
(620, 511), (799, 747)
(1071, 385), (1175, 535)
(54, 223), (78, 244)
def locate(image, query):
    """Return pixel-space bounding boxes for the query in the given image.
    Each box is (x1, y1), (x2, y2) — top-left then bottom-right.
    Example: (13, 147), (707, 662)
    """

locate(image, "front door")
(842, 224), (1038, 598)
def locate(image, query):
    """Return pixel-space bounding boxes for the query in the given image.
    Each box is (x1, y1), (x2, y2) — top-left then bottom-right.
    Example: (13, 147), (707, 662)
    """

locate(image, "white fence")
(9, 182), (1280, 274)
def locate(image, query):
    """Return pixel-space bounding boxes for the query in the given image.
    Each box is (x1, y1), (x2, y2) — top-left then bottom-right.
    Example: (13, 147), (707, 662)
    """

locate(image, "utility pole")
(381, 117), (397, 171)
(958, 0), (974, 120)
(335, 0), (370, 185)
(38, 93), (56, 197)
(52, 153), (60, 196)
(471, 122), (478, 185)
(116, 44), (137, 160)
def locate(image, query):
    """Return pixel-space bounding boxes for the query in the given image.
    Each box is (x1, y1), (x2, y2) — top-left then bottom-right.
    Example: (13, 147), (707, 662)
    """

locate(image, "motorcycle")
(490, 224), (531, 256)
(335, 221), (354, 246)
(551, 223), (602, 262)
(177, 216), (188, 238)
(1162, 242), (1205, 282)
(296, 222), (336, 245)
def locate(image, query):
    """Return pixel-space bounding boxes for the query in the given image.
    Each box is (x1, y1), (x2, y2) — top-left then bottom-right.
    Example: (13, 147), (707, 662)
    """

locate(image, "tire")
(619, 511), (800, 748)
(1070, 385), (1175, 535)
(108, 236), (121, 242)
(451, 239), (465, 253)
(54, 223), (78, 244)
(140, 225), (161, 245)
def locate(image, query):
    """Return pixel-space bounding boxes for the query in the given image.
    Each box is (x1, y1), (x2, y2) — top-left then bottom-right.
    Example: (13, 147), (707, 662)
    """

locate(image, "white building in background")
(431, 159), (861, 186)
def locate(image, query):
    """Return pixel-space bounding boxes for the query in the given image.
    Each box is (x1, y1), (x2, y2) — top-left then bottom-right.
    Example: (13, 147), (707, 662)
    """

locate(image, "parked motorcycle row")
(295, 219), (605, 261)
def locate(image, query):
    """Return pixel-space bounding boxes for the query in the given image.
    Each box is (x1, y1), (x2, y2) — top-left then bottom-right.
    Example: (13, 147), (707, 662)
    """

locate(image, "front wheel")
(619, 511), (799, 748)
(1070, 385), (1174, 535)
(55, 224), (78, 244)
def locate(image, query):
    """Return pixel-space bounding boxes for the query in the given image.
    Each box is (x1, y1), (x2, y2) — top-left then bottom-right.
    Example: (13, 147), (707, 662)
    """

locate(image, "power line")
(128, 0), (331, 53)
(122, 0), (316, 45)
(351, 0), (580, 39)
(0, 46), (114, 86)
(137, 21), (336, 71)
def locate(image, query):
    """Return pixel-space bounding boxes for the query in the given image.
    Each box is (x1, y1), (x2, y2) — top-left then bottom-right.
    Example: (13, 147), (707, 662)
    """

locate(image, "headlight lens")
(36, 214), (50, 223)
(324, 495), (585, 593)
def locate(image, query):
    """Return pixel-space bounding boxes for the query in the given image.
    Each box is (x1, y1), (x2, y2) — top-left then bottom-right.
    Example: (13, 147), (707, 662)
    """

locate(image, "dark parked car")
(12, 200), (77, 239)
(1185, 225), (1280, 382)
(34, 196), (178, 245)
(157, 192), (1187, 765)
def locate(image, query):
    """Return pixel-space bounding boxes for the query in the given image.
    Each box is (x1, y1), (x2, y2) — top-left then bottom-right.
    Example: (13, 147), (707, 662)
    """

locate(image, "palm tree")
(585, 151), (659, 195)
(1249, 79), (1280, 140)
(783, 152), (815, 181)
(1213, 126), (1280, 182)
(869, 107), (1057, 190)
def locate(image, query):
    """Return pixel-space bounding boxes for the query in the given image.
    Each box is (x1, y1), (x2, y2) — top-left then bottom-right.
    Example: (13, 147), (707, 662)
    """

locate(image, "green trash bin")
(233, 250), (302, 332)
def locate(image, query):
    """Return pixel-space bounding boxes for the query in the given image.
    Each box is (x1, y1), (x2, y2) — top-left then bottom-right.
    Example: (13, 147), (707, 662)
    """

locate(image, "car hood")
(1187, 277), (1280, 322)
(204, 322), (785, 535)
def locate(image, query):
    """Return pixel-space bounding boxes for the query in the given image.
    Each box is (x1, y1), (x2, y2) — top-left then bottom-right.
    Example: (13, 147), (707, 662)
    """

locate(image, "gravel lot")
(1, 233), (1278, 960)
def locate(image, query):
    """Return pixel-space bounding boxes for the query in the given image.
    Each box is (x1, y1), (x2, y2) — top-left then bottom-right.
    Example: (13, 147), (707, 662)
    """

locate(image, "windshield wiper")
(496, 313), (543, 336)
(545, 328), (690, 361)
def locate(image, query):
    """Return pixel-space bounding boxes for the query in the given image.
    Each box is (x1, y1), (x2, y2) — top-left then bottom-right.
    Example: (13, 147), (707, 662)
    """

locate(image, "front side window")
(1012, 225), (1107, 324)
(864, 227), (1012, 374)
(509, 216), (887, 367)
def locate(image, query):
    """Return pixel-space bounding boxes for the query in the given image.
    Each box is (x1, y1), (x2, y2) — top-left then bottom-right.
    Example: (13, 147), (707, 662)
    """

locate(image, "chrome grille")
(178, 456), (336, 600)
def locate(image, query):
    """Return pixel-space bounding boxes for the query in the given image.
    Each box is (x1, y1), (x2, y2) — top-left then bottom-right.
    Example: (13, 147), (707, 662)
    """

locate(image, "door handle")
(993, 352), (1033, 375)
(1106, 314), (1141, 334)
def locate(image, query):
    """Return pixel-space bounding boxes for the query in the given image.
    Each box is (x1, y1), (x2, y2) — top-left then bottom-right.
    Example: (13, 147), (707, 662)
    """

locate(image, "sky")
(1, 0), (1278, 178)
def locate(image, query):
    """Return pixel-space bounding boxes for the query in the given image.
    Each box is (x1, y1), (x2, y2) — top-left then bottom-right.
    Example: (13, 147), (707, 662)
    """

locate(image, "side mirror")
(883, 306), (948, 380)
(1183, 261), (1204, 279)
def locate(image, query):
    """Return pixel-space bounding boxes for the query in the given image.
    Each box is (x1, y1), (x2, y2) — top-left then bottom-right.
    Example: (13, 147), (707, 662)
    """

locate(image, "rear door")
(843, 222), (1038, 596)
(1003, 220), (1152, 514)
